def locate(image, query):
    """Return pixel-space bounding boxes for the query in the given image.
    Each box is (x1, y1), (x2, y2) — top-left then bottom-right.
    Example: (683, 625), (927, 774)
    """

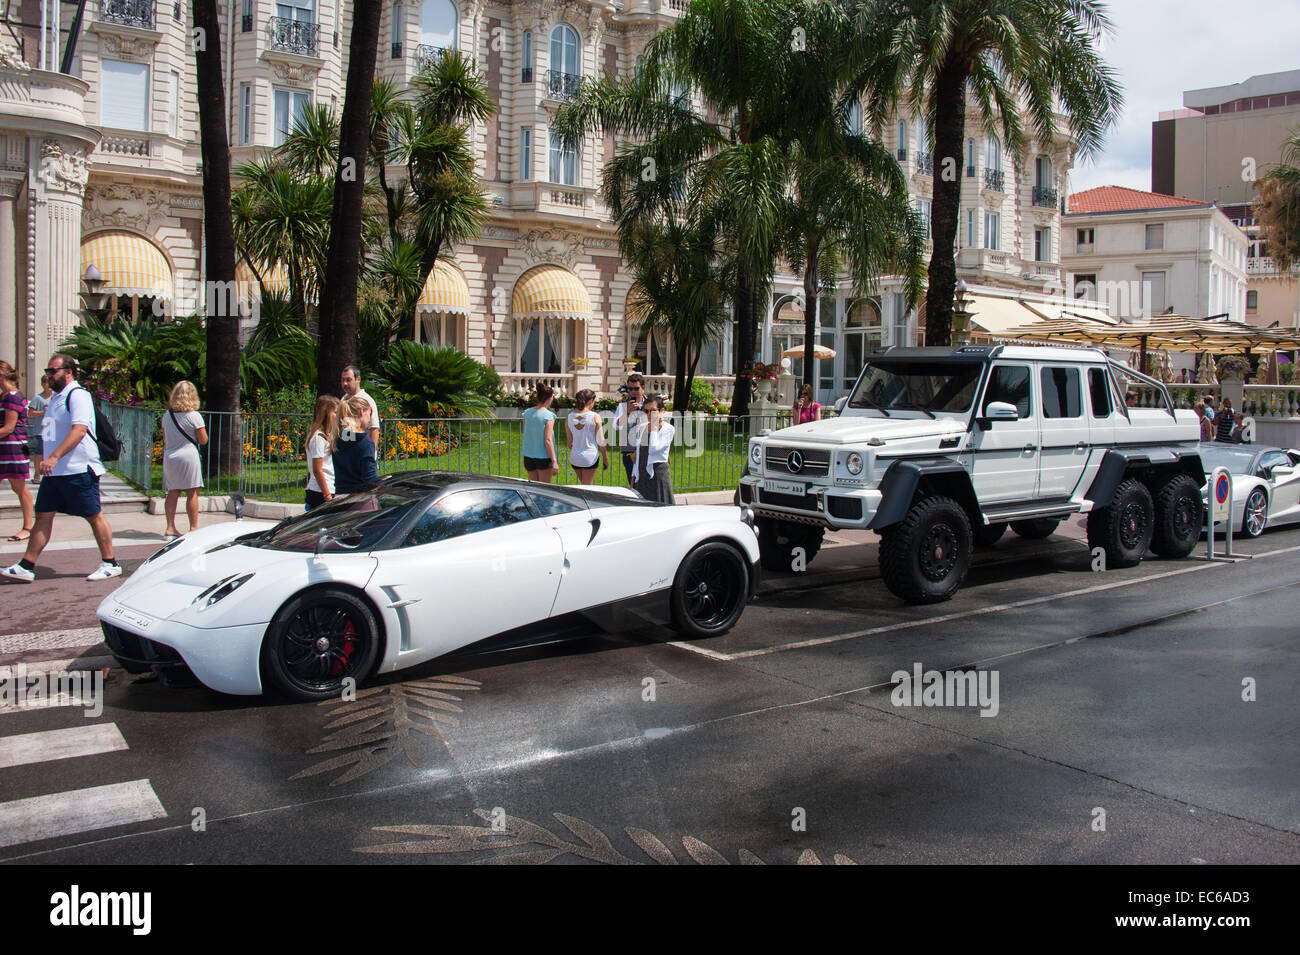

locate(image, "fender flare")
(1084, 447), (1206, 508)
(870, 457), (973, 530)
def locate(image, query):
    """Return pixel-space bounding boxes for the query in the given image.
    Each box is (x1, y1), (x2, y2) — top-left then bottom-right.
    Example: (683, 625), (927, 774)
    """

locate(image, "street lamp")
(80, 264), (109, 313)
(952, 279), (972, 346)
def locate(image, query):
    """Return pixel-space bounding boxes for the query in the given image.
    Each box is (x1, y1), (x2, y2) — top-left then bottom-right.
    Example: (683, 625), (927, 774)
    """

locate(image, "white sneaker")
(86, 562), (122, 581)
(1, 563), (35, 582)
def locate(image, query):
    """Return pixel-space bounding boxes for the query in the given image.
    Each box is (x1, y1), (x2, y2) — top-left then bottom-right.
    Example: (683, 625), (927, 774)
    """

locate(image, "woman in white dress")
(162, 380), (208, 539)
(565, 389), (608, 485)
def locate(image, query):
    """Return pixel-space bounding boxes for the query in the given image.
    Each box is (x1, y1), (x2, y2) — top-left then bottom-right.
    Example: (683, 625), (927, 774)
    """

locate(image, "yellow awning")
(625, 283), (652, 325)
(512, 265), (591, 321)
(417, 260), (471, 315)
(966, 295), (1042, 335)
(235, 259), (291, 296)
(81, 231), (173, 300)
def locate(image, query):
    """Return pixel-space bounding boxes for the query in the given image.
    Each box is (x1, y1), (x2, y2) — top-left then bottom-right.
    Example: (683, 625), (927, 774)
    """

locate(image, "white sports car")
(98, 473), (761, 700)
(1198, 443), (1300, 538)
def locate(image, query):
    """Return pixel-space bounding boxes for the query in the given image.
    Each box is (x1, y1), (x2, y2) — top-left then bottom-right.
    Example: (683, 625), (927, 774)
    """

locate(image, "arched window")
(846, 100), (862, 136)
(550, 23), (579, 77)
(896, 119), (907, 160)
(966, 138), (975, 175)
(421, 0), (456, 50)
(985, 135), (1000, 170)
(1035, 155), (1052, 188)
(391, 3), (404, 59)
(522, 30), (532, 81)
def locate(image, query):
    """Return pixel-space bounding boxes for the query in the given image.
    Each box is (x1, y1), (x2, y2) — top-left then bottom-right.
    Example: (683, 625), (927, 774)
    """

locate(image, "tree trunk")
(731, 275), (757, 420)
(318, 1), (383, 390)
(802, 247), (819, 388)
(193, 0), (240, 475)
(673, 342), (689, 412)
(926, 57), (969, 348)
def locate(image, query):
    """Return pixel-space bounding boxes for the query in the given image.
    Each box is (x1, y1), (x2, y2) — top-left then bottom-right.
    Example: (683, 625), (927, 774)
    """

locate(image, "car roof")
(881, 344), (1107, 364)
(375, 470), (660, 507)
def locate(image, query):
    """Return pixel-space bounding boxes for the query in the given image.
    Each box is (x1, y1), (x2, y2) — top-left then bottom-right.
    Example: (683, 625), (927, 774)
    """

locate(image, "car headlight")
(749, 442), (763, 466)
(845, 452), (865, 476)
(144, 536), (185, 565)
(192, 573), (255, 609)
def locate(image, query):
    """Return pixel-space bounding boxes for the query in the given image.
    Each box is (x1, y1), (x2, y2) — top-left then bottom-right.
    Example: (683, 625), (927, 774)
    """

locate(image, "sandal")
(6, 529), (31, 542)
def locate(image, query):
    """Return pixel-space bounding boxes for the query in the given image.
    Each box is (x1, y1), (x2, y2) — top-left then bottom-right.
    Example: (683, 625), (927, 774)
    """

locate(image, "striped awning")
(81, 231), (173, 300)
(624, 283), (652, 325)
(512, 265), (591, 321)
(417, 260), (471, 315)
(235, 259), (291, 296)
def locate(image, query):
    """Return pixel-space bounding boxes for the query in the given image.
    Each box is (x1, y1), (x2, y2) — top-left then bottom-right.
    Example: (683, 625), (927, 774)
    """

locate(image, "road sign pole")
(1203, 467), (1239, 562)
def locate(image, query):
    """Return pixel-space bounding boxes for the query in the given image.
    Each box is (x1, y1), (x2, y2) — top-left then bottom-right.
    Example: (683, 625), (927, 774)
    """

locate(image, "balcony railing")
(1247, 256), (1300, 275)
(268, 16), (319, 56)
(545, 69), (583, 101)
(416, 44), (446, 71)
(100, 0), (154, 29)
(914, 151), (933, 175)
(984, 168), (1005, 191)
(1032, 186), (1058, 208)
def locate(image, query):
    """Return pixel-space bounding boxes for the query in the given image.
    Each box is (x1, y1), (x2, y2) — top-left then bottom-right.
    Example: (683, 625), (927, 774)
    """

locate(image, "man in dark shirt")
(1216, 398), (1237, 442)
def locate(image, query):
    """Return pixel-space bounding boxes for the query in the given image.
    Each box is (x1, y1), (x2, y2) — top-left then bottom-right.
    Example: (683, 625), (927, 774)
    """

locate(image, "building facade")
(3, 0), (1081, 406)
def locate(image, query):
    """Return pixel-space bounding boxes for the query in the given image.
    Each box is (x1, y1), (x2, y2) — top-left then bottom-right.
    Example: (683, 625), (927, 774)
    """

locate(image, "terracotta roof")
(1067, 186), (1208, 214)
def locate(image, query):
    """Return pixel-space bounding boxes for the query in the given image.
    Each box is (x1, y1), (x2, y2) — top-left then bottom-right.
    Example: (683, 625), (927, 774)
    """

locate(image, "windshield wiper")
(896, 402), (937, 419)
(852, 393), (891, 416)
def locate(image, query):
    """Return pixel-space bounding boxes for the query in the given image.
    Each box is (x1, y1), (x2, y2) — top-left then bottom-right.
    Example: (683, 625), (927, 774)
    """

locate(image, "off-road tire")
(973, 522), (1007, 547)
(879, 496), (972, 604)
(756, 518), (825, 572)
(1011, 518), (1060, 540)
(1150, 473), (1204, 557)
(1086, 478), (1154, 569)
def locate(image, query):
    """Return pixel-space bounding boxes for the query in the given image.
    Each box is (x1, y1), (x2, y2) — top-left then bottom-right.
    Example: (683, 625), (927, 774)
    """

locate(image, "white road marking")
(0, 724), (128, 770)
(0, 656), (114, 674)
(0, 779), (166, 848)
(674, 541), (1300, 661)
(0, 628), (104, 655)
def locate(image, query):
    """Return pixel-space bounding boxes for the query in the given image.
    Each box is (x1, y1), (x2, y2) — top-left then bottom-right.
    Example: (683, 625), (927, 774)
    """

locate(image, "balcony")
(268, 17), (319, 56)
(914, 152), (933, 176)
(416, 44), (447, 71)
(100, 0), (154, 29)
(1032, 186), (1058, 208)
(983, 169), (1005, 192)
(545, 70), (584, 101)
(1247, 256), (1300, 276)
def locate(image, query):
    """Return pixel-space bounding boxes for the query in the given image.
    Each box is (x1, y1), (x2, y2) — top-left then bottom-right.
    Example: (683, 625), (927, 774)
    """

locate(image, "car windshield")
(1196, 445), (1261, 475)
(253, 491), (424, 551)
(848, 361), (983, 414)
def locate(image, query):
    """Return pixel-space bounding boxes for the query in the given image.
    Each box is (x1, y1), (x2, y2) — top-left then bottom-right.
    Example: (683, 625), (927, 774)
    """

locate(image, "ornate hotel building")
(1, 0), (1081, 405)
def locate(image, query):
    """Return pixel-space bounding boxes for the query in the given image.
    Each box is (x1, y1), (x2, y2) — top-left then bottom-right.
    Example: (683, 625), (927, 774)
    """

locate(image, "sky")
(1067, 0), (1300, 196)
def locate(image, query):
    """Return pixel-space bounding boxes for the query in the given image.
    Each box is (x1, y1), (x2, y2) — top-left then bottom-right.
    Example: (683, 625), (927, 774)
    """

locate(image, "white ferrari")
(1198, 443), (1300, 538)
(98, 473), (761, 700)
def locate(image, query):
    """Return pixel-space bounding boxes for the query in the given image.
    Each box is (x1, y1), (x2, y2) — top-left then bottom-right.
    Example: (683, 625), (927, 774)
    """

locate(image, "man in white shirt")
(613, 373), (648, 487)
(340, 364), (380, 458)
(1, 355), (120, 582)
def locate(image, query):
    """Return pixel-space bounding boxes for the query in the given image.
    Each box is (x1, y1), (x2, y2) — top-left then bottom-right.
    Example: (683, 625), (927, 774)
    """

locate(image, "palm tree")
(851, 0), (1123, 346)
(554, 0), (796, 419)
(1254, 127), (1300, 269)
(191, 0), (240, 473)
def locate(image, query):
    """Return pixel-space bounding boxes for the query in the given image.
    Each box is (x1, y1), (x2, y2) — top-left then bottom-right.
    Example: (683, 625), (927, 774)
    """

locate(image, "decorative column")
(0, 174), (20, 365)
(34, 138), (91, 377)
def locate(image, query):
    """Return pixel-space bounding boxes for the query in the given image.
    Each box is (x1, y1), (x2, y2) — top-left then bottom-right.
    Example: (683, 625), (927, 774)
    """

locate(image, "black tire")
(670, 542), (750, 639)
(973, 522), (1007, 547)
(261, 588), (380, 701)
(756, 518), (825, 572)
(1150, 474), (1204, 557)
(1010, 518), (1060, 540)
(1241, 487), (1268, 538)
(1086, 478), (1154, 569)
(879, 496), (972, 604)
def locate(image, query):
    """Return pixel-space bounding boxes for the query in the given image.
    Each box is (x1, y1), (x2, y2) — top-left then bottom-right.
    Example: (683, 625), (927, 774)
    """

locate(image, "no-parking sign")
(1212, 467), (1232, 523)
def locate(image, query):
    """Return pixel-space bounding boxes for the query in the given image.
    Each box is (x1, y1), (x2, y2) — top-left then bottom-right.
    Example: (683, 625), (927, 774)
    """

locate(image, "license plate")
(763, 479), (807, 496)
(111, 607), (155, 632)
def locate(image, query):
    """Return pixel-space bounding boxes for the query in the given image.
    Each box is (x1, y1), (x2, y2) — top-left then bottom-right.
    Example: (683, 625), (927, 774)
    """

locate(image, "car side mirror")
(230, 491), (244, 521)
(834, 396), (848, 415)
(1271, 466), (1294, 481)
(976, 401), (1019, 431)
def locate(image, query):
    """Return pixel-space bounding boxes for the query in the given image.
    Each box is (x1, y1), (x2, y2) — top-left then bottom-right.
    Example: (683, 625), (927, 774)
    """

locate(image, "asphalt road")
(1, 523), (1298, 866)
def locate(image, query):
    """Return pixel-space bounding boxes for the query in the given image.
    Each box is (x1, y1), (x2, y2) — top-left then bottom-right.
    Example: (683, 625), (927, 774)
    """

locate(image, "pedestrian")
(1231, 412), (1248, 443)
(339, 364), (379, 457)
(793, 383), (821, 424)
(613, 373), (648, 487)
(0, 360), (34, 541)
(1216, 397), (1236, 442)
(633, 395), (676, 504)
(1203, 394), (1216, 422)
(0, 354), (119, 582)
(26, 374), (52, 483)
(161, 380), (208, 539)
(1194, 401), (1213, 441)
(305, 395), (339, 510)
(522, 383), (558, 483)
(566, 389), (608, 485)
(332, 395), (379, 494)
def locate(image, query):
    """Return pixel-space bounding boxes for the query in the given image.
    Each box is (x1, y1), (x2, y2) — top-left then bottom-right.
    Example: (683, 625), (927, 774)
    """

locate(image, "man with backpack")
(1, 355), (120, 582)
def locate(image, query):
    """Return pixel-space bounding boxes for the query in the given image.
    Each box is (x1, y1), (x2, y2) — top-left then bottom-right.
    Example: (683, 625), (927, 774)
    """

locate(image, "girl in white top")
(633, 395), (676, 504)
(565, 388), (608, 485)
(305, 395), (339, 510)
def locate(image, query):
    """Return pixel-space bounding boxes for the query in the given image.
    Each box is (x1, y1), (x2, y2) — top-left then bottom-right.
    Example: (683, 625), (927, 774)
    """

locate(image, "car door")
(1037, 363), (1091, 500)
(370, 488), (566, 659)
(1259, 450), (1300, 523)
(969, 362), (1039, 504)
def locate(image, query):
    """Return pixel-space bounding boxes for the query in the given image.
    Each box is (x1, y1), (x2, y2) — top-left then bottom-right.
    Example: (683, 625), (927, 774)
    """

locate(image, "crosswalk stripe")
(0, 656), (115, 675)
(0, 779), (166, 848)
(0, 628), (104, 655)
(0, 724), (128, 770)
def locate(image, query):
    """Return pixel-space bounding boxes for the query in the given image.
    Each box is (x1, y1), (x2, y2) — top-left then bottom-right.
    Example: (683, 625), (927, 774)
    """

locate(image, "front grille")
(101, 622), (186, 668)
(765, 446), (830, 477)
(759, 490), (818, 511)
(827, 496), (863, 521)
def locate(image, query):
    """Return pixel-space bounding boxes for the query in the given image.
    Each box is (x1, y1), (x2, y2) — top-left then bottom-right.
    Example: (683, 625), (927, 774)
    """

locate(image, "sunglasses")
(45, 367), (67, 374)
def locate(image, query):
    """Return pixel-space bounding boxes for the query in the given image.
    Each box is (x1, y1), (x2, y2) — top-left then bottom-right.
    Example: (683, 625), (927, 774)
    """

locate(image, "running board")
(980, 501), (1078, 523)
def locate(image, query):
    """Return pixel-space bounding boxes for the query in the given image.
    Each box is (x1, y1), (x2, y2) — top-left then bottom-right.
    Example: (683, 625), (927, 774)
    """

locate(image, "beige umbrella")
(1258, 350), (1279, 384)
(781, 343), (837, 360)
(1198, 352), (1219, 385)
(1153, 350), (1174, 383)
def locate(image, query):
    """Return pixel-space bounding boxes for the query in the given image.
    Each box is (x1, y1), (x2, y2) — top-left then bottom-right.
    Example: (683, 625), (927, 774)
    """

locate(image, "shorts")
(35, 468), (102, 517)
(305, 489), (327, 510)
(524, 456), (554, 472)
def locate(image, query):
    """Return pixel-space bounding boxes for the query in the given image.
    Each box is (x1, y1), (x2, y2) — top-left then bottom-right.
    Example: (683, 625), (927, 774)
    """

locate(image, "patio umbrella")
(1198, 352), (1219, 385)
(1153, 350), (1174, 383)
(781, 343), (837, 360)
(1258, 350), (1279, 384)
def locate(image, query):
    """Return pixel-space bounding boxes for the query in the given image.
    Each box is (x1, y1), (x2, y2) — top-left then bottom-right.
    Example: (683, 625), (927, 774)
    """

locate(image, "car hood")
(767, 413), (967, 446)
(109, 542), (309, 619)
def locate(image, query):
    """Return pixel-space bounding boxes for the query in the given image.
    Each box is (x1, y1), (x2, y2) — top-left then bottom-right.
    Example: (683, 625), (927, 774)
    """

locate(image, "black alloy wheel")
(262, 588), (380, 701)
(879, 496), (972, 604)
(1086, 478), (1154, 569)
(670, 542), (750, 639)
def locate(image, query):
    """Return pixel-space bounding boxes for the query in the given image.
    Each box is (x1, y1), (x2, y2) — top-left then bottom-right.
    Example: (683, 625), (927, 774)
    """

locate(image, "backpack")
(70, 385), (122, 462)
